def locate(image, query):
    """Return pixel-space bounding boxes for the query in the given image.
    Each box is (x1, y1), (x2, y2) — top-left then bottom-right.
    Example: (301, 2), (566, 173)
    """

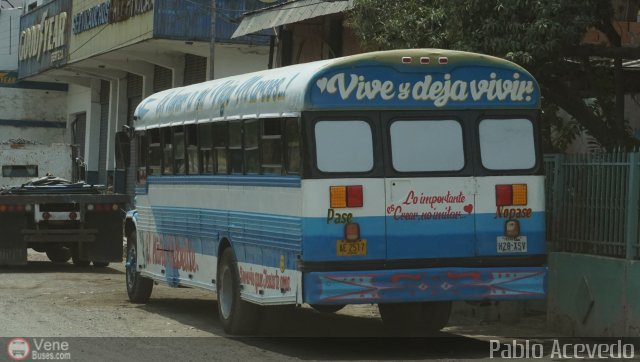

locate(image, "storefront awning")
(232, 0), (354, 38)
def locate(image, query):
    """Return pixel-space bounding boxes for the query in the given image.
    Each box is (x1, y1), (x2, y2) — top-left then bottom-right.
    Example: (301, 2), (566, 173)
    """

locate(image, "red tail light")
(6, 205), (14, 212)
(69, 212), (78, 220)
(495, 185), (513, 206)
(15, 204), (24, 212)
(347, 185), (363, 208)
(0, 205), (5, 212)
(42, 212), (51, 220)
(344, 223), (360, 241)
(330, 185), (364, 208)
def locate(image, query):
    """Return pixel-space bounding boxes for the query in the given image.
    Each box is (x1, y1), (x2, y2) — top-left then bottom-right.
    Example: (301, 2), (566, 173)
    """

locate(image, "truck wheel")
(46, 247), (71, 263)
(126, 232), (153, 303)
(378, 301), (452, 335)
(71, 250), (90, 267)
(93, 261), (110, 267)
(216, 247), (262, 335)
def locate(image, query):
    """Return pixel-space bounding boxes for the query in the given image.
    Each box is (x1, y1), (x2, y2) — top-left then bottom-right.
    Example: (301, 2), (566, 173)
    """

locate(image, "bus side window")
(185, 124), (199, 174)
(229, 121), (243, 174)
(285, 118), (300, 174)
(261, 118), (283, 175)
(148, 129), (161, 176)
(162, 128), (173, 175)
(137, 133), (148, 184)
(198, 123), (214, 174)
(173, 126), (186, 174)
(244, 120), (260, 174)
(213, 122), (227, 174)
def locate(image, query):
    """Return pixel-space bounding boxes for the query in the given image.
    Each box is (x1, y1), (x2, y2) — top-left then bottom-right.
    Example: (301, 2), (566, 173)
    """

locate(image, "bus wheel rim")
(220, 266), (233, 320)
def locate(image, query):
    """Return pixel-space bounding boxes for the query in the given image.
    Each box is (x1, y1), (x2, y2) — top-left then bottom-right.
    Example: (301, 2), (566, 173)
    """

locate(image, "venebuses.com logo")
(6, 337), (71, 360)
(7, 338), (30, 361)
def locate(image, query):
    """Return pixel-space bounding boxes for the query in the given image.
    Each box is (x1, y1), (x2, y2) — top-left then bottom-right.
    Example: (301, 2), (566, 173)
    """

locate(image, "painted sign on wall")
(72, 0), (154, 35)
(18, 0), (71, 79)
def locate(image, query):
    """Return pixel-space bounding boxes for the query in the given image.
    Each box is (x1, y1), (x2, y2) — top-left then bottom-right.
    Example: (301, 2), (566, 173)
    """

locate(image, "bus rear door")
(384, 118), (477, 260)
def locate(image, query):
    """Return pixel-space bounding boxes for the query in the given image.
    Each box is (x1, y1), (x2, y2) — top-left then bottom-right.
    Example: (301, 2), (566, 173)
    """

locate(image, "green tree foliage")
(349, 0), (638, 150)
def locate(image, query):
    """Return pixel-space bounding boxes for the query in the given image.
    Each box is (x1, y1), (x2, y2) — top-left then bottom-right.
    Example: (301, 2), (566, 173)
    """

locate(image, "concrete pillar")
(84, 79), (102, 184)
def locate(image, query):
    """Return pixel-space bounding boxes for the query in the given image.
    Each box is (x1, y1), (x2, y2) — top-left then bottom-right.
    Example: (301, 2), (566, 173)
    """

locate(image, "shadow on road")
(135, 296), (492, 359)
(0, 260), (124, 275)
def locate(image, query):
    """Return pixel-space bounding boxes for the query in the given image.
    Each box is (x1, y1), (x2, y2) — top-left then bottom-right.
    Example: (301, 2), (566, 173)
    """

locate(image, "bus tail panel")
(302, 266), (546, 305)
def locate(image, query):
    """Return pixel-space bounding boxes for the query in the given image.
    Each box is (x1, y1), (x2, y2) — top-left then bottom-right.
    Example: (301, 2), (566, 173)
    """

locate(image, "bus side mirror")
(115, 131), (131, 169)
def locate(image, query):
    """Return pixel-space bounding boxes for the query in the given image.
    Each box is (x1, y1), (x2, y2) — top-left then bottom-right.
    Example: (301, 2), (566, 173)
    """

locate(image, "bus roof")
(134, 49), (540, 130)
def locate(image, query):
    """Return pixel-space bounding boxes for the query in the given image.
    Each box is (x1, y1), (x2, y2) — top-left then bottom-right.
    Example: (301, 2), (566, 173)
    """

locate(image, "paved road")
(0, 253), (556, 361)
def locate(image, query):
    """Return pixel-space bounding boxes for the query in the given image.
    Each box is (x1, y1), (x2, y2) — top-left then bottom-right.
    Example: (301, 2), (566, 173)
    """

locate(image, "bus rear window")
(479, 118), (536, 170)
(390, 120), (464, 172)
(315, 120), (373, 173)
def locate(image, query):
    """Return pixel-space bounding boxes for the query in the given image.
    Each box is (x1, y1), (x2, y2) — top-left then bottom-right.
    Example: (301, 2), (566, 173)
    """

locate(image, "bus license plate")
(337, 239), (367, 256)
(497, 236), (528, 253)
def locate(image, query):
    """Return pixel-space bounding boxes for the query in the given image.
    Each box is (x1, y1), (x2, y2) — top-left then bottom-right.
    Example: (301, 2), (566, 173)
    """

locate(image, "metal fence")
(544, 151), (640, 259)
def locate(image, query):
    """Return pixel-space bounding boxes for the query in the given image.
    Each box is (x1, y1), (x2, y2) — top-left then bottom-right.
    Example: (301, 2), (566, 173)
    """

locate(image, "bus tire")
(217, 247), (262, 335)
(378, 301), (452, 334)
(125, 232), (153, 303)
(46, 247), (71, 263)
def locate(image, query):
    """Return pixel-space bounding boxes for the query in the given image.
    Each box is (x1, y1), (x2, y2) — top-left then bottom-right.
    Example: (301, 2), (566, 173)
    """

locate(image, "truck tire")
(126, 232), (153, 303)
(46, 247), (71, 263)
(216, 247), (262, 335)
(378, 301), (452, 335)
(71, 247), (90, 267)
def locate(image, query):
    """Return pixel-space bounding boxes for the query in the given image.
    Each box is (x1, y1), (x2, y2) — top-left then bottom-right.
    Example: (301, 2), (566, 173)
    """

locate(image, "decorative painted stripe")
(303, 266), (547, 304)
(146, 174), (301, 188)
(0, 119), (66, 128)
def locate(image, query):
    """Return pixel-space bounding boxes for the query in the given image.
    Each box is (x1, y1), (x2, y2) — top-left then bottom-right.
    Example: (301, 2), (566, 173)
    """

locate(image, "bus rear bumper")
(303, 266), (546, 305)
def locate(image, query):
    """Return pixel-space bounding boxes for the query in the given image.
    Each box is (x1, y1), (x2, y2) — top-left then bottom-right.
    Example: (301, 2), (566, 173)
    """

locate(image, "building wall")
(287, 17), (363, 65)
(214, 44), (269, 79)
(0, 8), (22, 70)
(0, 87), (67, 144)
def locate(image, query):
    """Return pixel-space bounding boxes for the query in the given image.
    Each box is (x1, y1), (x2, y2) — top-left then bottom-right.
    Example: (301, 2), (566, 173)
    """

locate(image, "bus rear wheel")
(216, 247), (262, 335)
(378, 301), (452, 335)
(125, 232), (153, 303)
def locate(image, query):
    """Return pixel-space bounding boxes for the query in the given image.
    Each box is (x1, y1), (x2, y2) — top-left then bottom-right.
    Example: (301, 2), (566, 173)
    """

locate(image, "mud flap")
(0, 214), (27, 265)
(0, 248), (27, 265)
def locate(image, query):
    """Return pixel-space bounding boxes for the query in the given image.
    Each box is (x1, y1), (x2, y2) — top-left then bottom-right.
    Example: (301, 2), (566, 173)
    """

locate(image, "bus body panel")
(134, 177), (304, 304)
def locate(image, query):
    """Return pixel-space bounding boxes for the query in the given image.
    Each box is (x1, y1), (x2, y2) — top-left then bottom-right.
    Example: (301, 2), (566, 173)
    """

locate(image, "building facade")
(0, 0), (67, 148)
(17, 0), (278, 191)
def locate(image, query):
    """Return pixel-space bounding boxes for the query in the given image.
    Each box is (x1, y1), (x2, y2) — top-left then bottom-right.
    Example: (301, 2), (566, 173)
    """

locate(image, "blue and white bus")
(123, 49), (546, 334)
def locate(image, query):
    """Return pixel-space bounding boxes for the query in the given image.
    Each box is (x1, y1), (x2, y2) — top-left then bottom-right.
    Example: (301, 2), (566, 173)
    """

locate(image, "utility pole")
(208, 0), (216, 81)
